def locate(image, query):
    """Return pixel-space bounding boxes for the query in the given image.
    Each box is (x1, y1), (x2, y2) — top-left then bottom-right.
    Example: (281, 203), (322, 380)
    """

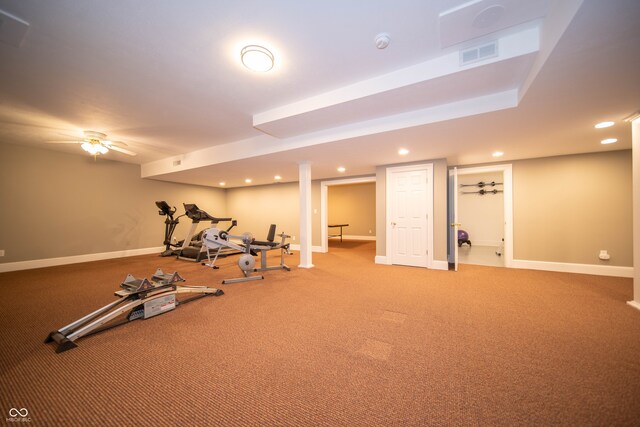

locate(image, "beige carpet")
(1, 240), (639, 426)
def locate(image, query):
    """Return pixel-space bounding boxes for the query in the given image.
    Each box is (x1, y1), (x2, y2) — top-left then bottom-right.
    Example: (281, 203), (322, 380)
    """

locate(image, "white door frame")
(454, 164), (513, 268)
(320, 176), (376, 253)
(385, 163), (434, 269)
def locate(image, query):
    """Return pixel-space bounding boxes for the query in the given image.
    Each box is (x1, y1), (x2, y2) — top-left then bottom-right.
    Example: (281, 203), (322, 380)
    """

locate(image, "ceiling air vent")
(460, 41), (498, 66)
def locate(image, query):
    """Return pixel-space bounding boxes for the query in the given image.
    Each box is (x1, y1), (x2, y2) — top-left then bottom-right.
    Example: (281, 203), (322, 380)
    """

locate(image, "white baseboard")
(627, 300), (640, 312)
(289, 244), (323, 252)
(511, 259), (633, 278)
(297, 263), (315, 269)
(431, 260), (449, 271)
(340, 235), (376, 241)
(375, 255), (389, 265)
(0, 246), (165, 273)
(375, 256), (448, 270)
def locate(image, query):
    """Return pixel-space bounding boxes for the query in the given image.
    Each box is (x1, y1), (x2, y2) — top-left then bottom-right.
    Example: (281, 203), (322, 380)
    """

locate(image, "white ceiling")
(1, 0), (639, 188)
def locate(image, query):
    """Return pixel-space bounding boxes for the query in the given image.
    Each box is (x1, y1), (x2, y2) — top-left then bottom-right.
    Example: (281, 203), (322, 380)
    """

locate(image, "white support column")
(298, 161), (314, 268)
(629, 117), (640, 311)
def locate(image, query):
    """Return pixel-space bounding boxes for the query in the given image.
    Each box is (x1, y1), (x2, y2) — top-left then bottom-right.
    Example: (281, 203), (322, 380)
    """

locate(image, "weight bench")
(250, 224), (291, 273)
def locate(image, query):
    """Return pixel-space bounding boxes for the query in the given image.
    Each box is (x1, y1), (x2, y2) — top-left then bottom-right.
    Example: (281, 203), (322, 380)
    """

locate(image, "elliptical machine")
(156, 201), (184, 257)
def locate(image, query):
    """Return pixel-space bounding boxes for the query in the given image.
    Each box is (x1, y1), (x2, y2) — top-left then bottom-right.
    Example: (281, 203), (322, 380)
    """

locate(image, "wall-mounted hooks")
(461, 189), (503, 195)
(460, 181), (503, 188)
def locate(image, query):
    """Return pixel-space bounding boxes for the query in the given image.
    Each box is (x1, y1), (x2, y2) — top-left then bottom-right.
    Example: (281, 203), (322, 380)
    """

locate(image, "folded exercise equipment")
(45, 269), (223, 353)
(202, 224), (291, 284)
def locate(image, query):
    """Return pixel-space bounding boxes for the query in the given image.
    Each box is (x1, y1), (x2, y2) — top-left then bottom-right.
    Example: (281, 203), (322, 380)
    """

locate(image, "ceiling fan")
(46, 130), (137, 157)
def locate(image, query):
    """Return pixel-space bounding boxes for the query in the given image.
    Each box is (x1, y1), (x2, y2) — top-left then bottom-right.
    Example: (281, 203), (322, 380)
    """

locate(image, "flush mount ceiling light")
(244, 178), (252, 183)
(337, 167), (346, 173)
(492, 151), (504, 157)
(274, 175), (282, 180)
(398, 148), (409, 155)
(219, 182), (226, 186)
(595, 121), (614, 129)
(601, 138), (617, 145)
(241, 45), (274, 72)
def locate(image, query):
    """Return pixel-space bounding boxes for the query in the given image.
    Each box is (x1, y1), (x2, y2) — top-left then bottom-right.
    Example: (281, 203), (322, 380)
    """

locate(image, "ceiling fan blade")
(109, 145), (137, 156)
(45, 140), (81, 144)
(104, 140), (128, 148)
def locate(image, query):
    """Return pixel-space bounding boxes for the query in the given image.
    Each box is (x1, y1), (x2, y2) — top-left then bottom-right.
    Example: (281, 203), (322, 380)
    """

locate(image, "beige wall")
(458, 171), (504, 246)
(225, 182), (300, 243)
(0, 142), (226, 263)
(376, 159), (449, 262)
(226, 180), (322, 248)
(2, 142), (631, 270)
(512, 150), (632, 266)
(328, 183), (376, 237)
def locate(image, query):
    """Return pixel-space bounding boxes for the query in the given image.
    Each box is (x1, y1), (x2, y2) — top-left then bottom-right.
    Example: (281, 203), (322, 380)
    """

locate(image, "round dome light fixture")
(241, 45), (274, 72)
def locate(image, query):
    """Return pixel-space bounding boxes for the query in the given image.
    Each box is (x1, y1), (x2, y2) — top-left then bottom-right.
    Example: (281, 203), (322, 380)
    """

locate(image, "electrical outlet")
(0, 249), (5, 257)
(292, 236), (296, 241)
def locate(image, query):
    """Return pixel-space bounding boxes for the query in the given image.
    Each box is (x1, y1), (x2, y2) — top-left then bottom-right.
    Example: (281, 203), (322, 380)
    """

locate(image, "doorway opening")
(320, 176), (376, 253)
(448, 164), (513, 269)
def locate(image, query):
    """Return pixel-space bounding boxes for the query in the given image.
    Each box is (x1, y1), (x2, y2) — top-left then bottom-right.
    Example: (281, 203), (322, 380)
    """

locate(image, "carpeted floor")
(1, 240), (639, 426)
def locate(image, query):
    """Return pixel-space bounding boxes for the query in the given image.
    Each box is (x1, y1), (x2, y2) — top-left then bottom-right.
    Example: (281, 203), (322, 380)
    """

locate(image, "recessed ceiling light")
(601, 138), (617, 145)
(492, 151), (504, 157)
(244, 178), (252, 183)
(595, 121), (614, 129)
(241, 45), (274, 72)
(219, 182), (226, 186)
(337, 167), (346, 173)
(274, 175), (282, 180)
(398, 148), (409, 155)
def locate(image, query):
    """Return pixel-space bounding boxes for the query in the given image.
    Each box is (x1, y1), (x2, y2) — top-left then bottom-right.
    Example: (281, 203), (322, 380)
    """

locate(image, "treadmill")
(176, 203), (237, 262)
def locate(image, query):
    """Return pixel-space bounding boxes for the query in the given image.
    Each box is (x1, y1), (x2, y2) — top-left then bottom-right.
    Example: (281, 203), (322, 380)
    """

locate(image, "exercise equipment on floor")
(176, 203), (238, 262)
(45, 269), (223, 353)
(202, 224), (291, 284)
(156, 201), (185, 257)
(458, 229), (471, 247)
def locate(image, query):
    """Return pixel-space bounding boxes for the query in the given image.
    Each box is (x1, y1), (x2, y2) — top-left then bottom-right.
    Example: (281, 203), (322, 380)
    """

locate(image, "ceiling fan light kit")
(81, 141), (108, 155)
(44, 130), (137, 157)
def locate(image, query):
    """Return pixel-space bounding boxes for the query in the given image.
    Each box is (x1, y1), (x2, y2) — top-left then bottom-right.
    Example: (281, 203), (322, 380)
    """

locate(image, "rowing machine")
(45, 269), (223, 353)
(201, 225), (291, 284)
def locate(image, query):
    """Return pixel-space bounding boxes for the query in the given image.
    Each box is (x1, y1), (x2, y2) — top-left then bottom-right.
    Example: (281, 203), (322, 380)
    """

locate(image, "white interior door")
(453, 167), (459, 271)
(447, 167), (460, 271)
(388, 166), (430, 268)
